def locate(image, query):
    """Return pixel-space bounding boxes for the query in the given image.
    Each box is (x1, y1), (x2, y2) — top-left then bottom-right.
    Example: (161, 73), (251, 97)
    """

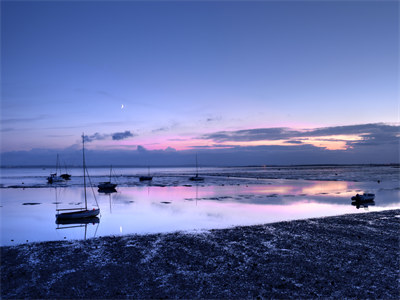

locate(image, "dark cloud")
(137, 145), (147, 152)
(2, 140), (399, 166)
(83, 130), (135, 142)
(152, 127), (169, 133)
(350, 131), (400, 147)
(152, 121), (179, 133)
(112, 131), (134, 140)
(285, 140), (303, 144)
(201, 123), (400, 146)
(206, 116), (222, 122)
(202, 127), (298, 142)
(302, 123), (399, 137)
(1, 115), (49, 125)
(84, 132), (109, 142)
(1, 124), (398, 166)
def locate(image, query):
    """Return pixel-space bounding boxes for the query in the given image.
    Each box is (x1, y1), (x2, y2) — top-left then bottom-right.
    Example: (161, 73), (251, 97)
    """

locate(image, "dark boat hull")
(351, 193), (375, 202)
(56, 208), (100, 220)
(56, 217), (100, 225)
(60, 173), (71, 180)
(139, 176), (153, 181)
(47, 175), (64, 183)
(98, 182), (117, 189)
(189, 176), (204, 181)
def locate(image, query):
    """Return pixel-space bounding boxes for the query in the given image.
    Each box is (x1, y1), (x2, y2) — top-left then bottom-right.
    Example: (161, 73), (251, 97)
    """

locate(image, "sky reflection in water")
(1, 179), (399, 246)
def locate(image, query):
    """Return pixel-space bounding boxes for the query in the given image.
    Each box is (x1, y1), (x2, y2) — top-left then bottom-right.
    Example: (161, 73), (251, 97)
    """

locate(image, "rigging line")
(86, 167), (99, 209)
(55, 186), (59, 211)
(94, 221), (100, 238)
(111, 168), (120, 185)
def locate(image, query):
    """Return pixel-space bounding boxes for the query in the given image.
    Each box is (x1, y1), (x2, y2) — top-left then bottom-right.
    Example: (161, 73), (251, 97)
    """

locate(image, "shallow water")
(1, 173), (399, 246)
(1, 165), (399, 188)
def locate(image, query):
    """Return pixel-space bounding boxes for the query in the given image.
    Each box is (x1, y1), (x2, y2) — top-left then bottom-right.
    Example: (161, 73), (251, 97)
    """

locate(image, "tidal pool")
(1, 179), (398, 246)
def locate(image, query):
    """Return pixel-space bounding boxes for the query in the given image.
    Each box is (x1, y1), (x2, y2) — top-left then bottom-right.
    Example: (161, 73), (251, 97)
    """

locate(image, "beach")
(2, 0), (399, 297)
(1, 209), (399, 299)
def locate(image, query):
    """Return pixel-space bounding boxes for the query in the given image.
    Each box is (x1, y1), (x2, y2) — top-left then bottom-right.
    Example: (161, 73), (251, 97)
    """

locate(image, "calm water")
(1, 166), (399, 246)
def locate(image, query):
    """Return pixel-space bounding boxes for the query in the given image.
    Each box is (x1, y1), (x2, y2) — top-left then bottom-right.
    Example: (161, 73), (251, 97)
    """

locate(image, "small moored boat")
(139, 167), (153, 181)
(47, 173), (64, 183)
(56, 208), (100, 220)
(56, 134), (100, 220)
(60, 161), (71, 180)
(351, 193), (375, 202)
(189, 154), (204, 182)
(98, 166), (118, 190)
(47, 154), (65, 183)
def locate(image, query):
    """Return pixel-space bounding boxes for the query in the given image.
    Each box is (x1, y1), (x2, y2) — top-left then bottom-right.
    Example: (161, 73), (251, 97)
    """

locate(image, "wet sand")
(1, 209), (399, 299)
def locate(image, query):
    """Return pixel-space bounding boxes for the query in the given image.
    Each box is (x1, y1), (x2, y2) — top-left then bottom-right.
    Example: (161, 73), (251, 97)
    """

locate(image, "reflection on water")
(56, 217), (100, 240)
(0, 179), (399, 246)
(301, 181), (349, 195)
(56, 217), (100, 225)
(352, 200), (375, 210)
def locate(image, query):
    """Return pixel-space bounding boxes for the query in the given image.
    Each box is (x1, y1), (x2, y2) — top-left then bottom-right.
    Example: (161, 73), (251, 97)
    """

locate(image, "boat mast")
(82, 134), (87, 210)
(56, 154), (60, 175)
(195, 154), (198, 177)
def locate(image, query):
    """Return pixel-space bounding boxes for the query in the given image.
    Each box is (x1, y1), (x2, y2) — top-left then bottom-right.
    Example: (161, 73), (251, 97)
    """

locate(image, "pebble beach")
(1, 209), (399, 299)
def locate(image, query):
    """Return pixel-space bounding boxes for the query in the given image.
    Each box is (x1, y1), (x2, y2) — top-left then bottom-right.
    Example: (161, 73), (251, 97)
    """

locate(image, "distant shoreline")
(1, 209), (399, 299)
(1, 163), (399, 168)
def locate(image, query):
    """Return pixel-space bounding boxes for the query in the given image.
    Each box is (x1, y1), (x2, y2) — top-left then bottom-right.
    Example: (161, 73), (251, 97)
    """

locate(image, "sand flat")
(1, 209), (399, 299)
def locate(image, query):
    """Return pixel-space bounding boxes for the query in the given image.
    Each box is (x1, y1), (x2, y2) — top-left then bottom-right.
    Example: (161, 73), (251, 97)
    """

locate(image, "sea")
(1, 165), (399, 246)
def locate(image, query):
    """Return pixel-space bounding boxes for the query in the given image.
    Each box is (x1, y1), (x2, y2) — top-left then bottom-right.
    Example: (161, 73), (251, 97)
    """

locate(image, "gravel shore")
(1, 209), (399, 299)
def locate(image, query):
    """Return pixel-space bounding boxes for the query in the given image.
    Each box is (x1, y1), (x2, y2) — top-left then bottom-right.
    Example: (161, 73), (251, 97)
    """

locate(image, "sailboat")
(56, 134), (100, 220)
(98, 166), (118, 191)
(139, 166), (153, 181)
(47, 154), (64, 183)
(189, 154), (204, 181)
(60, 161), (71, 180)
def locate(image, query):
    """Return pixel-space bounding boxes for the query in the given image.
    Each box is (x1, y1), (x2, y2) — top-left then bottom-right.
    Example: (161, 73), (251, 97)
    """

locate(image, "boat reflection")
(352, 200), (375, 210)
(56, 217), (100, 240)
(98, 188), (117, 194)
(56, 217), (100, 225)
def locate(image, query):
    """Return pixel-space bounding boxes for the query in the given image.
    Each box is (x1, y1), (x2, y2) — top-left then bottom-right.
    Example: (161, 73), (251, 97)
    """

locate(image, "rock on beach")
(1, 209), (399, 299)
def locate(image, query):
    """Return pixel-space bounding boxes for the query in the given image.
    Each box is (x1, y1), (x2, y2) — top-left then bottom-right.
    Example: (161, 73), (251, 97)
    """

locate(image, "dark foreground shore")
(2, 209), (399, 299)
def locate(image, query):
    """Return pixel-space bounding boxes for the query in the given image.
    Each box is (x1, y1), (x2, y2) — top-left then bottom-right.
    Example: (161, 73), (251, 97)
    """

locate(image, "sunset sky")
(1, 0), (399, 166)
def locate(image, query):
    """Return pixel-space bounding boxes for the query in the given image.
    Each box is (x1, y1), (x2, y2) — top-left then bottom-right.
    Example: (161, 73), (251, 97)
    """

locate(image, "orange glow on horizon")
(302, 135), (363, 150)
(84, 131), (365, 152)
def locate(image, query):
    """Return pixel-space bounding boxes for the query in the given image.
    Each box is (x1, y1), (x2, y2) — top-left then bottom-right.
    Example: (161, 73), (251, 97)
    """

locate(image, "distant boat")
(189, 154), (204, 182)
(56, 134), (100, 220)
(351, 193), (375, 202)
(98, 166), (118, 191)
(47, 154), (64, 183)
(139, 167), (153, 181)
(60, 173), (71, 180)
(60, 162), (71, 180)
